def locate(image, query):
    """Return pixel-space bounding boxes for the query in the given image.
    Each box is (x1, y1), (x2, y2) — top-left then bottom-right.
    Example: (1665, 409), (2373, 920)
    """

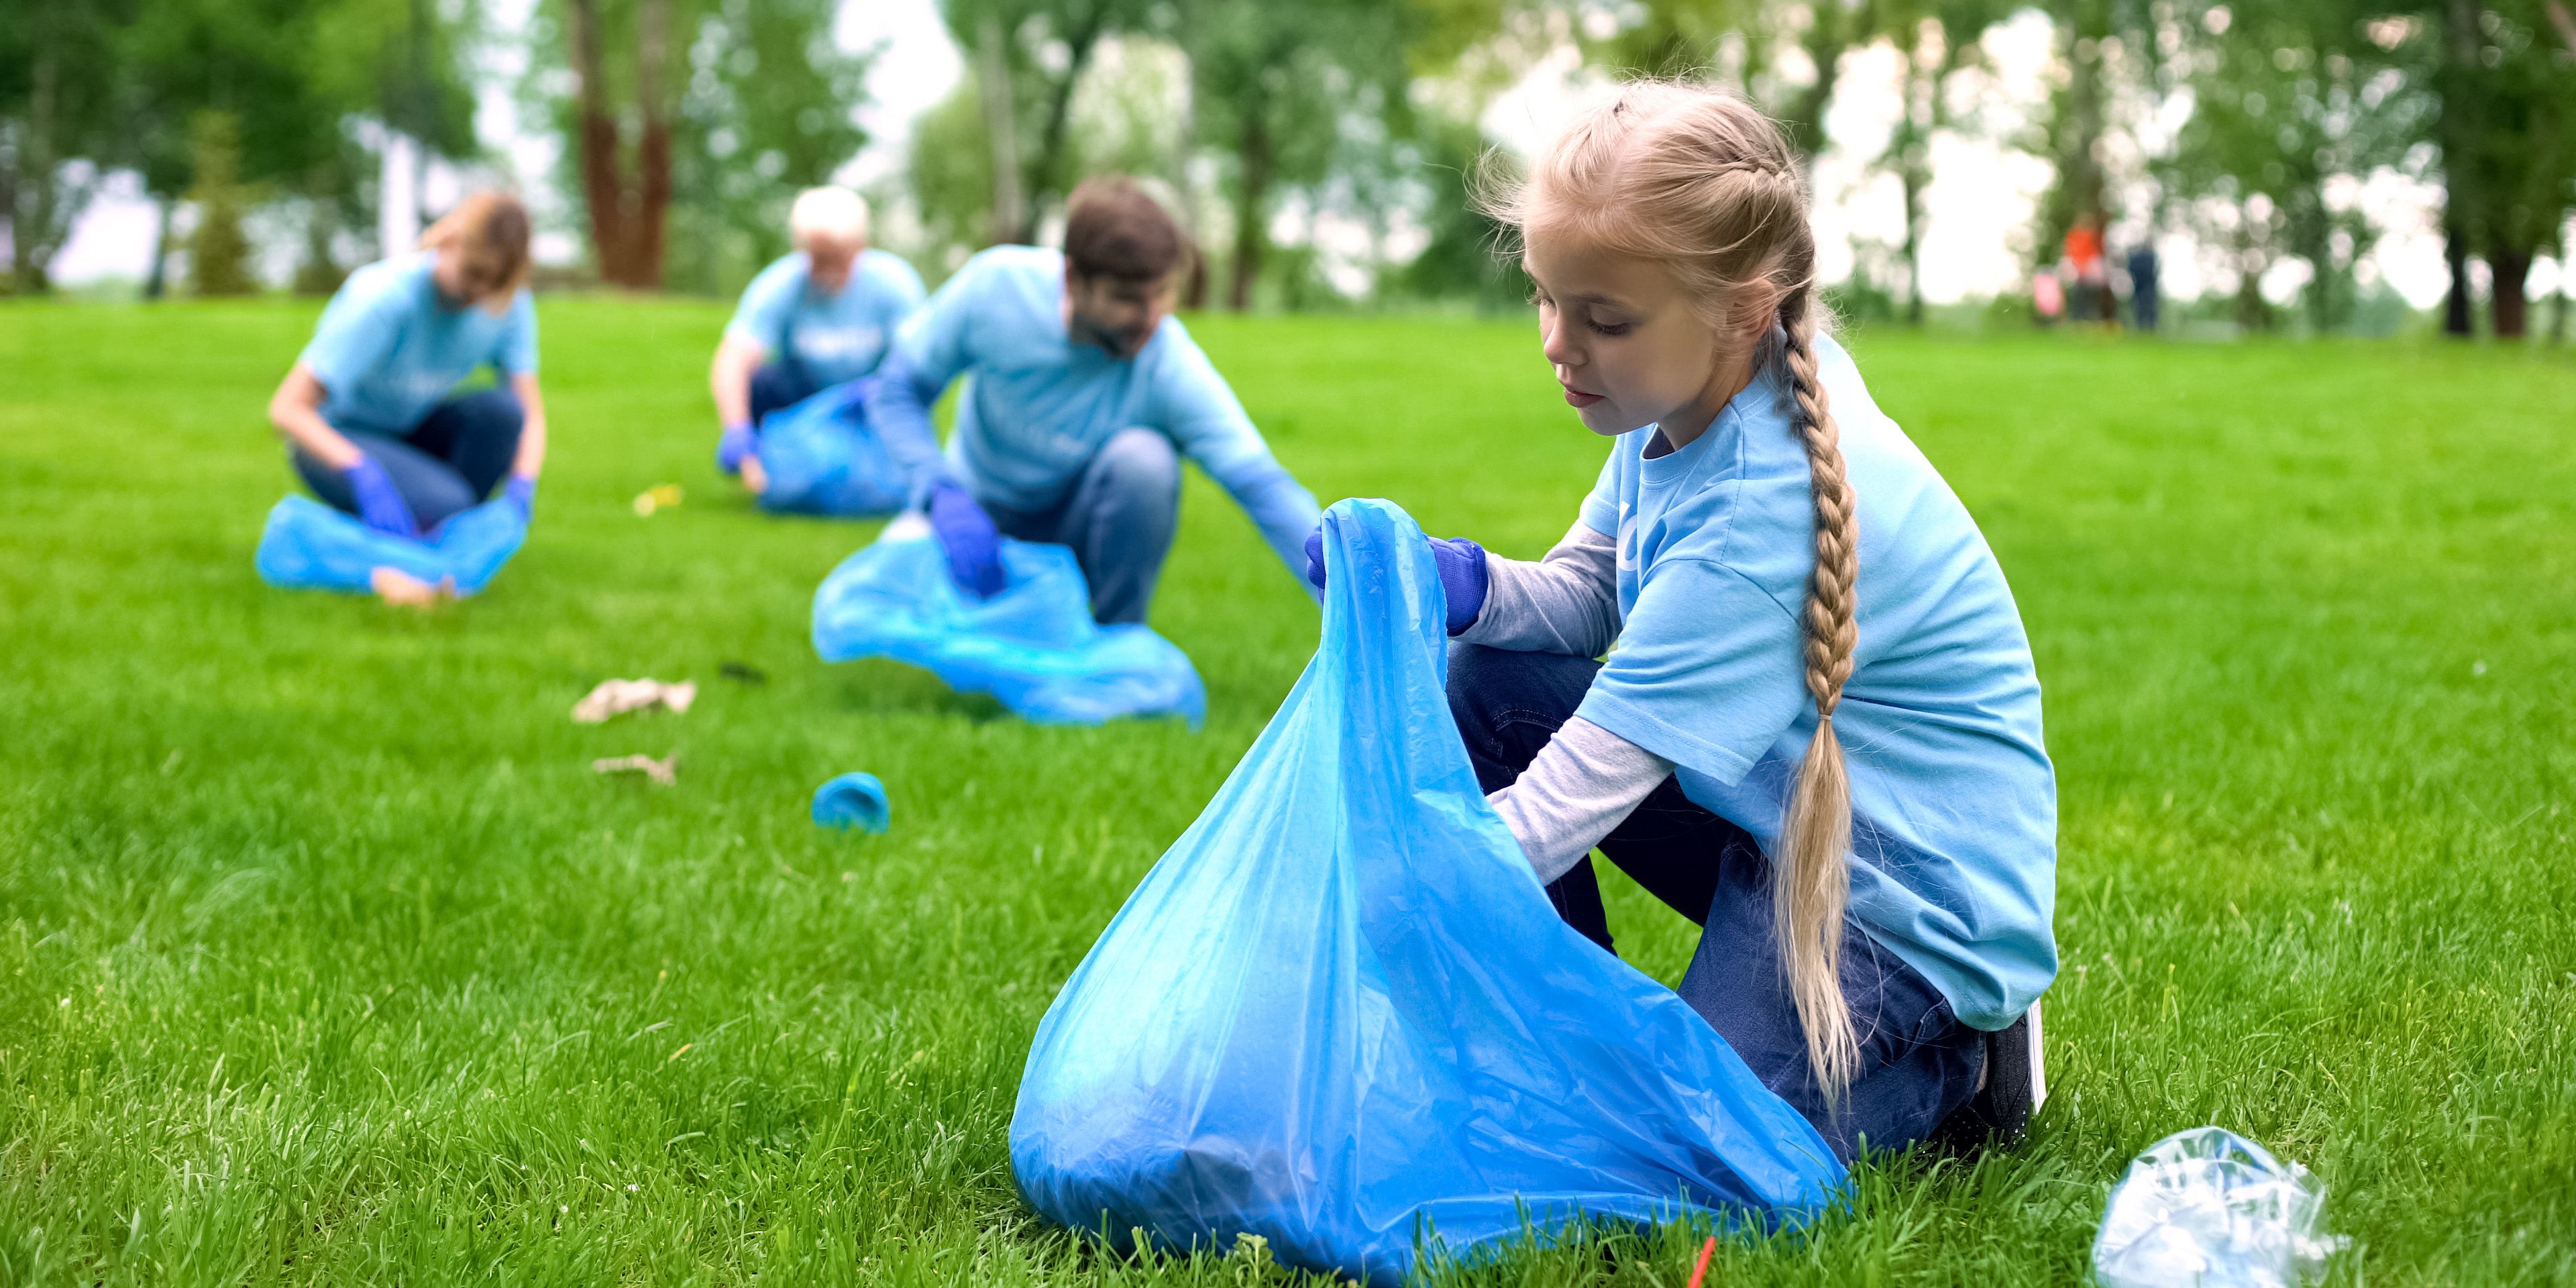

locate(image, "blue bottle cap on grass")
(810, 772), (890, 833)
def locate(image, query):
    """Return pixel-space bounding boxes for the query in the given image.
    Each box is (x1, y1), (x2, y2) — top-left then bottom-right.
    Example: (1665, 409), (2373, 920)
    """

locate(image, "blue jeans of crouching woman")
(1445, 641), (1989, 1161)
(292, 388), (525, 532)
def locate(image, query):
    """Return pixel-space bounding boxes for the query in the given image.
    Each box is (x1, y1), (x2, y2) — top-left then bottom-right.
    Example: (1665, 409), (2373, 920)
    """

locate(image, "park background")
(7, 0), (2576, 333)
(5, 0), (2576, 1285)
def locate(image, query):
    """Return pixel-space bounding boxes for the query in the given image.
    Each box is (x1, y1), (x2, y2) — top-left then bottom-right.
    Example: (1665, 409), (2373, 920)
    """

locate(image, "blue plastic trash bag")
(811, 772), (891, 833)
(810, 516), (1205, 727)
(255, 494), (527, 596)
(2092, 1127), (2346, 1288)
(754, 379), (906, 517)
(1008, 498), (1843, 1283)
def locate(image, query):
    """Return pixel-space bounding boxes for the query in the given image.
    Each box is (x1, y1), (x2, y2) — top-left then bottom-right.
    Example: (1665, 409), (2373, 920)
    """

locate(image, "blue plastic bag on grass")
(754, 379), (906, 517)
(1008, 498), (1843, 1283)
(255, 494), (527, 596)
(811, 515), (1205, 727)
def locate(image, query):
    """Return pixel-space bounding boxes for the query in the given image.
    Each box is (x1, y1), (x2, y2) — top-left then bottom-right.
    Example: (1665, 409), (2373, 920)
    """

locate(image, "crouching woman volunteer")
(1320, 85), (2056, 1160)
(266, 191), (547, 548)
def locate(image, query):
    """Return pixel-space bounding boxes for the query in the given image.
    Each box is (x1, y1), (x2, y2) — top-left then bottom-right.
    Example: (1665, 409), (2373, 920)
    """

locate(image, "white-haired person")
(710, 186), (927, 493)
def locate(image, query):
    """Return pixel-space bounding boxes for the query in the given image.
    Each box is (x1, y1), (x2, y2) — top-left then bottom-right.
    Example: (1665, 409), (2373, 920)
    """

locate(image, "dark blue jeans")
(293, 389), (523, 531)
(983, 429), (1181, 627)
(1446, 643), (1985, 1161)
(749, 360), (822, 426)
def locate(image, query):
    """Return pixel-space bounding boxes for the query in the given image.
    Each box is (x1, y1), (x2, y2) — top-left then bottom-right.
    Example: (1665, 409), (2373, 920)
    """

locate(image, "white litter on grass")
(591, 753), (678, 786)
(2093, 1126), (2347, 1288)
(573, 678), (697, 723)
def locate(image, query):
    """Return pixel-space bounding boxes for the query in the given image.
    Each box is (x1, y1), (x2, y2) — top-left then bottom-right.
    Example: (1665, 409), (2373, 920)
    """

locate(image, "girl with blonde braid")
(1306, 85), (2057, 1157)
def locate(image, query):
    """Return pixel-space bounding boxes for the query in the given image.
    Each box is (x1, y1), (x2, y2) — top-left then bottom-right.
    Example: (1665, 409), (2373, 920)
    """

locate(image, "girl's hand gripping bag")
(1009, 497), (1843, 1283)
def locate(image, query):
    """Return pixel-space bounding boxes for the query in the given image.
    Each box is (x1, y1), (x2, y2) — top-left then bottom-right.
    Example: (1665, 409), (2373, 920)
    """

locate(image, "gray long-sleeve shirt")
(1458, 522), (1673, 883)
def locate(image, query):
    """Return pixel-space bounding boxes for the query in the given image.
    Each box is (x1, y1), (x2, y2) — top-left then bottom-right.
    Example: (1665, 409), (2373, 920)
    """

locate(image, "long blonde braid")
(1774, 287), (1861, 1102)
(1487, 81), (1864, 1101)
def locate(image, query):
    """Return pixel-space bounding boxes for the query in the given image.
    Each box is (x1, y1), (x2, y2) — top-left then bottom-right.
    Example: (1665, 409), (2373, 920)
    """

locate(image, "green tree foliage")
(0, 0), (136, 292)
(1869, 0), (2011, 322)
(2158, 1), (2426, 333)
(2422, 0), (2576, 336)
(1388, 111), (1529, 310)
(902, 83), (999, 272)
(300, 0), (484, 288)
(934, 0), (1153, 248)
(665, 0), (875, 294)
(1182, 0), (1414, 309)
(186, 110), (260, 295)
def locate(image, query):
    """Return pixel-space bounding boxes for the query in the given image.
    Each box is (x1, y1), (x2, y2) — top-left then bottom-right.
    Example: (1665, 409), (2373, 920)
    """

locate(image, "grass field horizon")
(3, 299), (2573, 1285)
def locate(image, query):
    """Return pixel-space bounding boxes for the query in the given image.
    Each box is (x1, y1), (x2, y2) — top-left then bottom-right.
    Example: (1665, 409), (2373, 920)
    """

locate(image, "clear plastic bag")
(254, 494), (527, 596)
(1008, 498), (1842, 1283)
(2092, 1127), (2348, 1288)
(753, 380), (906, 517)
(810, 516), (1205, 727)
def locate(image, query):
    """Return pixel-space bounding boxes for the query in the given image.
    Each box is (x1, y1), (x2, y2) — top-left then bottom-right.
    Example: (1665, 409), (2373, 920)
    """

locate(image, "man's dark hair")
(1063, 177), (1187, 284)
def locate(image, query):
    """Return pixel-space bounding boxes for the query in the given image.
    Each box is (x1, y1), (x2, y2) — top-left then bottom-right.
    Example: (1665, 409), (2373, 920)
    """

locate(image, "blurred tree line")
(3, 0), (2569, 335)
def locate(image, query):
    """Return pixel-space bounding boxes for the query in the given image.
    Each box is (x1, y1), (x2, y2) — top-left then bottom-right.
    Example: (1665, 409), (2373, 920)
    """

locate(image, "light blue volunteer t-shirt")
(725, 249), (926, 388)
(1571, 333), (2057, 1032)
(867, 244), (1320, 580)
(299, 250), (538, 437)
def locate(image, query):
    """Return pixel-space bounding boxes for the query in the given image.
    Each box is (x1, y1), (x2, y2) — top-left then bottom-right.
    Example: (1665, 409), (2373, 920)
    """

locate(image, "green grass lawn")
(3, 299), (2573, 1285)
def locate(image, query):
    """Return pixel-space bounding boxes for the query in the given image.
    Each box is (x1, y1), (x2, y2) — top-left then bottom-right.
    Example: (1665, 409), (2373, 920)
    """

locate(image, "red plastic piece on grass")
(1687, 1235), (1717, 1288)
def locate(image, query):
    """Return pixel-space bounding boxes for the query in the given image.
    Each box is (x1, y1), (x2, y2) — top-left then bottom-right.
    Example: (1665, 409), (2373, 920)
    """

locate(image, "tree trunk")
(296, 166), (346, 295)
(1228, 111), (1271, 311)
(566, 0), (670, 288)
(15, 50), (60, 294)
(1175, 4), (1209, 309)
(144, 194), (172, 300)
(0, 125), (21, 297)
(2555, 229), (2571, 343)
(977, 15), (1024, 248)
(2438, 0), (2479, 337)
(633, 0), (671, 289)
(567, 0), (627, 280)
(2442, 226), (2473, 337)
(2489, 246), (2530, 337)
(1023, 13), (1108, 243)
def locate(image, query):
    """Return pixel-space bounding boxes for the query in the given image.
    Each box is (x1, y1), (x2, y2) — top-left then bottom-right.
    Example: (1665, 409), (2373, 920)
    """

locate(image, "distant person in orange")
(2064, 213), (2109, 323)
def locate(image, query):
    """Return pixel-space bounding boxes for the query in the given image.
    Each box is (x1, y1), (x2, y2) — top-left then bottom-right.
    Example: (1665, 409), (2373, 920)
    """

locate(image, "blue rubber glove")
(716, 422), (755, 475)
(343, 456), (418, 538)
(1304, 524), (1488, 635)
(927, 482), (1006, 598)
(502, 474), (537, 524)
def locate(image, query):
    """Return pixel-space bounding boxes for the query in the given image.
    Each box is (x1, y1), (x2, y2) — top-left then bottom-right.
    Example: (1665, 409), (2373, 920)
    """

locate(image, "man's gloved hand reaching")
(1305, 523), (1488, 636)
(928, 481), (1006, 598)
(344, 456), (419, 538)
(715, 422), (755, 476)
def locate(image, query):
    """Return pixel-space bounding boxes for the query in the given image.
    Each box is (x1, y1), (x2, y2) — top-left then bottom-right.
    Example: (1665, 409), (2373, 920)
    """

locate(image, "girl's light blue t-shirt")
(1571, 334), (2057, 1031)
(299, 251), (538, 437)
(724, 248), (926, 388)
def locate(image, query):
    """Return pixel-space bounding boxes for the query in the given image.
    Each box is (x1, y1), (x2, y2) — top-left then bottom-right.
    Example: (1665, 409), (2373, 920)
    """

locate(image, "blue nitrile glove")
(716, 422), (755, 475)
(1305, 523), (1487, 635)
(343, 456), (418, 537)
(502, 474), (537, 524)
(927, 481), (1006, 598)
